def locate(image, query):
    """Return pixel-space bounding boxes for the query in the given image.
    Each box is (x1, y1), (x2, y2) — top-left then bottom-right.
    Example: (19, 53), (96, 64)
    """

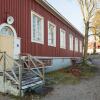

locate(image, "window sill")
(75, 51), (79, 53)
(60, 47), (66, 49)
(31, 40), (44, 44)
(69, 49), (73, 51)
(48, 44), (56, 47)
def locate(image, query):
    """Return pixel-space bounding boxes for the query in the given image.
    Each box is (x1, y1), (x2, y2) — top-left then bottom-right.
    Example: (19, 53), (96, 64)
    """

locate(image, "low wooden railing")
(0, 52), (22, 96)
(20, 54), (45, 82)
(0, 52), (45, 96)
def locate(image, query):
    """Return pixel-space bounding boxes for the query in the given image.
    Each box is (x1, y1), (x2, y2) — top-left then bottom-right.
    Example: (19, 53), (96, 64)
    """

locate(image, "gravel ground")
(41, 58), (100, 100)
(0, 57), (100, 100)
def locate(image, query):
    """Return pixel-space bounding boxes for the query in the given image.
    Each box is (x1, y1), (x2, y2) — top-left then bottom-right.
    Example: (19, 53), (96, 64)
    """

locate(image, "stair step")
(0, 72), (3, 76)
(22, 75), (37, 81)
(21, 80), (43, 90)
(0, 54), (45, 92)
(22, 77), (41, 86)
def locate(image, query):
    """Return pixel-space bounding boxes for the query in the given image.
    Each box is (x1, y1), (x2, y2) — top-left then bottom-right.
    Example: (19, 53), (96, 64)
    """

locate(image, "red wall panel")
(0, 0), (83, 57)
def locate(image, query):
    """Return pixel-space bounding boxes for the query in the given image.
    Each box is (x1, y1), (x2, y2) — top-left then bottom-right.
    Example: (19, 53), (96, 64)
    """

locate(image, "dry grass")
(45, 64), (97, 86)
(45, 70), (80, 85)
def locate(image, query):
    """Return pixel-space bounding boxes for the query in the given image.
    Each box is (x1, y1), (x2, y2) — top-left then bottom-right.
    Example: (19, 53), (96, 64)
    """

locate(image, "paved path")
(41, 58), (100, 100)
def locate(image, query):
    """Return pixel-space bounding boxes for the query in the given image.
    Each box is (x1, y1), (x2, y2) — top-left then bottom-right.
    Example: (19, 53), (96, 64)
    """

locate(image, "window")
(31, 11), (44, 44)
(69, 33), (73, 50)
(48, 21), (56, 46)
(0, 26), (14, 36)
(80, 40), (82, 53)
(75, 37), (78, 52)
(60, 29), (66, 49)
(96, 2), (100, 9)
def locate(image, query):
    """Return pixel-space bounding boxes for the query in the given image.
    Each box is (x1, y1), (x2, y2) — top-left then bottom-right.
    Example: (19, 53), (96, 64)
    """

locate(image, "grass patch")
(79, 66), (97, 79)
(80, 71), (95, 79)
(45, 71), (80, 85)
(45, 62), (97, 86)
(0, 92), (20, 100)
(76, 61), (97, 79)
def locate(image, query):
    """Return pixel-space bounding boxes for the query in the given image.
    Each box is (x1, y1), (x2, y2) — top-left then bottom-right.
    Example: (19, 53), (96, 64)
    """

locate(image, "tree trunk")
(93, 42), (96, 54)
(93, 30), (96, 54)
(84, 22), (89, 60)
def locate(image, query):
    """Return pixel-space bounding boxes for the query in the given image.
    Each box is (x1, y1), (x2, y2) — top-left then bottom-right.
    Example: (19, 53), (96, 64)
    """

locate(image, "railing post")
(3, 52), (6, 93)
(42, 66), (45, 84)
(19, 55), (22, 97)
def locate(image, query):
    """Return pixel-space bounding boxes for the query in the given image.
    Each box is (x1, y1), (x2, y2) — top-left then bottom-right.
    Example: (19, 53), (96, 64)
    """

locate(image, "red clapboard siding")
(0, 0), (84, 57)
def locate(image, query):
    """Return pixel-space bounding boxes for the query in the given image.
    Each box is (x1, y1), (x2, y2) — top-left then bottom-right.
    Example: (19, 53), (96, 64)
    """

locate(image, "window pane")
(37, 17), (41, 40)
(32, 12), (43, 43)
(69, 34), (73, 50)
(60, 29), (66, 48)
(75, 38), (78, 52)
(48, 22), (56, 46)
(33, 16), (36, 39)
(0, 26), (14, 36)
(80, 41), (82, 52)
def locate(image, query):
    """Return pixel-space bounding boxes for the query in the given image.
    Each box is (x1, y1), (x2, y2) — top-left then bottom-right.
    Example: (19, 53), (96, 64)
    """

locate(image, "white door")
(0, 25), (15, 70)
(0, 26), (14, 57)
(0, 35), (14, 57)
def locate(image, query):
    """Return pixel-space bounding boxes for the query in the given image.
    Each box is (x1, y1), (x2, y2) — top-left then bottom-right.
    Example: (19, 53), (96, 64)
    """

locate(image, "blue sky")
(47, 0), (84, 33)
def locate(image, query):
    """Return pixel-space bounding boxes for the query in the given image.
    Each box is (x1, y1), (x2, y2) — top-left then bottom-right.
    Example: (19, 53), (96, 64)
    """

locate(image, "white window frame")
(48, 21), (56, 47)
(69, 33), (73, 51)
(60, 28), (66, 49)
(75, 37), (78, 52)
(80, 40), (82, 53)
(31, 11), (44, 44)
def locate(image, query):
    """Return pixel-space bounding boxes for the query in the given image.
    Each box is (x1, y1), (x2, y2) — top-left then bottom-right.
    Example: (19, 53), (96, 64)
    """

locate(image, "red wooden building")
(0, 0), (84, 96)
(0, 0), (84, 58)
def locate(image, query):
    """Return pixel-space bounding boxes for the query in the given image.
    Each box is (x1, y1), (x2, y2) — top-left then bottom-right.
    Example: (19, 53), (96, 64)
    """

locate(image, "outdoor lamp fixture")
(7, 16), (14, 25)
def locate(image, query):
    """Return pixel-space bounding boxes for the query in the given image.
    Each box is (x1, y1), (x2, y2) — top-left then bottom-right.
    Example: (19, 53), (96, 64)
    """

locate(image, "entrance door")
(0, 35), (14, 57)
(0, 25), (15, 70)
(0, 25), (14, 57)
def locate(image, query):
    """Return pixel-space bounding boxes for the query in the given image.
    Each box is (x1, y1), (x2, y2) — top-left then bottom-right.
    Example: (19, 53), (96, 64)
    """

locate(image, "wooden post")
(19, 55), (22, 97)
(3, 52), (6, 93)
(42, 66), (45, 84)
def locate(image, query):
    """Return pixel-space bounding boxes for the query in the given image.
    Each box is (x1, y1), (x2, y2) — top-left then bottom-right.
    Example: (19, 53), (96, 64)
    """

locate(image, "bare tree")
(77, 0), (97, 61)
(91, 10), (100, 54)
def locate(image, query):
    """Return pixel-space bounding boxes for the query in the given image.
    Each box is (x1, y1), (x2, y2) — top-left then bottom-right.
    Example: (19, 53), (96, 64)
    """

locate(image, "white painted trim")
(31, 11), (44, 44)
(0, 23), (17, 37)
(69, 33), (73, 51)
(48, 21), (56, 47)
(22, 55), (81, 59)
(60, 28), (66, 49)
(79, 40), (82, 53)
(75, 37), (78, 52)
